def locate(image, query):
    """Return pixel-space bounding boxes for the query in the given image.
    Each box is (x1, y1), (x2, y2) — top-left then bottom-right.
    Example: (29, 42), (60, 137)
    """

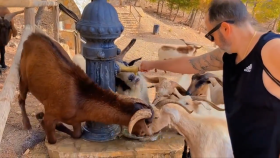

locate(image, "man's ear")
(221, 22), (231, 35)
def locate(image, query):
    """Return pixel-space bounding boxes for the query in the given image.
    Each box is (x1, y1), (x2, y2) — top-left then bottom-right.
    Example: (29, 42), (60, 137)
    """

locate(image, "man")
(140, 0), (280, 157)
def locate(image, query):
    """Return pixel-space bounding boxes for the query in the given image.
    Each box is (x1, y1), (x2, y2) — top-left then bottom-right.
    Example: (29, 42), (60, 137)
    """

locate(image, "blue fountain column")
(76, 0), (125, 142)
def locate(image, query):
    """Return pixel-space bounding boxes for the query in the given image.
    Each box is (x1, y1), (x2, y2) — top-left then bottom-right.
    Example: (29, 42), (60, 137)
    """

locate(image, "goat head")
(0, 10), (23, 46)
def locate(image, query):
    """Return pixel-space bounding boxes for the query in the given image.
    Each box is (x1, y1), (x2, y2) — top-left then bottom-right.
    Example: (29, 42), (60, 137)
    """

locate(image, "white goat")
(177, 95), (226, 120)
(115, 57), (150, 104)
(143, 75), (188, 104)
(144, 74), (225, 119)
(156, 43), (202, 73)
(128, 97), (233, 158)
(186, 73), (223, 104)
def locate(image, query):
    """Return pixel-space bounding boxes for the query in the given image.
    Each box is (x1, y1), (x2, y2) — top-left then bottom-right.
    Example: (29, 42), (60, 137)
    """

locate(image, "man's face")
(204, 14), (233, 53)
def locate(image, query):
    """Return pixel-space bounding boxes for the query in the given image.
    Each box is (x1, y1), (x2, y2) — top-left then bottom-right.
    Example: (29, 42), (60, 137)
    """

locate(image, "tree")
(254, 0), (280, 31)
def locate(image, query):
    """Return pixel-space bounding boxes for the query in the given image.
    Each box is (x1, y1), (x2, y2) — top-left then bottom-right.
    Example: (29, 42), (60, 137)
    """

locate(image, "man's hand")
(139, 61), (154, 72)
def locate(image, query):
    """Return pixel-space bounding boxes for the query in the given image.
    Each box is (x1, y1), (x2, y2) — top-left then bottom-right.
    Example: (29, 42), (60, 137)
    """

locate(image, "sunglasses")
(205, 20), (235, 41)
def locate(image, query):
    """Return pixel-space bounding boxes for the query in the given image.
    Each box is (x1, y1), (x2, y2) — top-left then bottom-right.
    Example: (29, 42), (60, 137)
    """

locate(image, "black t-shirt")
(222, 31), (280, 158)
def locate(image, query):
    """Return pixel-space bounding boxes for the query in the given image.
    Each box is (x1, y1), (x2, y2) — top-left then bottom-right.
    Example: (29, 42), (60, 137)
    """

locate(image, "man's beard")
(218, 32), (232, 53)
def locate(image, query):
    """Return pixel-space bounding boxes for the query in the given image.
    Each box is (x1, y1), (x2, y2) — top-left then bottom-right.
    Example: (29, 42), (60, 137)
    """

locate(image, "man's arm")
(141, 47), (225, 74)
(262, 38), (280, 83)
(189, 48), (224, 73)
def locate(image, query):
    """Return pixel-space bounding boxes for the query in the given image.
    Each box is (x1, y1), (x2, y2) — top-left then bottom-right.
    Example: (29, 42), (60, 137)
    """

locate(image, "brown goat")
(19, 32), (154, 144)
(0, 7), (23, 68)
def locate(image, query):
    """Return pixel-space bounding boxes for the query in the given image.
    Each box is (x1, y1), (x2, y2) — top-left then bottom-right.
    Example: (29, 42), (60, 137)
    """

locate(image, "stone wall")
(58, 0), (90, 50)
(59, 0), (91, 30)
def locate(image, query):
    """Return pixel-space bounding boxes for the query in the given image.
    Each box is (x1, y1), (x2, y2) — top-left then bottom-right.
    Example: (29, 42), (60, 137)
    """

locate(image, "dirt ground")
(0, 4), (267, 158)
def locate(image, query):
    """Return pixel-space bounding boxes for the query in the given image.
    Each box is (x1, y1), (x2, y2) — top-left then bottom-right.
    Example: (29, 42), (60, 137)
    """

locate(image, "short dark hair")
(208, 0), (249, 25)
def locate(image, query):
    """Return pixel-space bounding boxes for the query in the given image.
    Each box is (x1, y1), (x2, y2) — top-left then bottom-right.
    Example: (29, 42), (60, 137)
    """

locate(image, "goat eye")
(155, 117), (158, 119)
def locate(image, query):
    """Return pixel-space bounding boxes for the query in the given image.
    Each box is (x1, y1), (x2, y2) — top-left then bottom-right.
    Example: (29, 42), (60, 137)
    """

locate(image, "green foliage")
(147, 0), (158, 3)
(254, 0), (280, 23)
(276, 20), (280, 32)
(198, 0), (211, 12)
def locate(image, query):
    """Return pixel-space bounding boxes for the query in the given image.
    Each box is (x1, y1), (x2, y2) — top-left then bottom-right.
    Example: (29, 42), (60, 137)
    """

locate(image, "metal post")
(76, 0), (125, 142)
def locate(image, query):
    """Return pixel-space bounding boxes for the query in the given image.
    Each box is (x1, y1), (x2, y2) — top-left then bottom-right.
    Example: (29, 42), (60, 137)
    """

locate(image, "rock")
(46, 128), (184, 158)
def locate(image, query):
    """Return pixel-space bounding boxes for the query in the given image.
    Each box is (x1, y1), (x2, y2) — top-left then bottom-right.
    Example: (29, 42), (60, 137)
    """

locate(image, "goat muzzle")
(154, 99), (193, 114)
(190, 96), (225, 111)
(116, 61), (139, 75)
(4, 10), (24, 22)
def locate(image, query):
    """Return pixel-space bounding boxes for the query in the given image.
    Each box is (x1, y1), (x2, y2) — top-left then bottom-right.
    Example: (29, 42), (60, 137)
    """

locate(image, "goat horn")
(116, 39), (136, 61)
(204, 73), (223, 87)
(155, 99), (193, 114)
(143, 75), (165, 83)
(190, 96), (225, 111)
(170, 81), (188, 96)
(4, 10), (24, 21)
(128, 109), (152, 134)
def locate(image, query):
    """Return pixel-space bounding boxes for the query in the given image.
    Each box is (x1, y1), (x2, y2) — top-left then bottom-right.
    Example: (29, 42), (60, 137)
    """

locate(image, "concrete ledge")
(46, 128), (184, 158)
(0, 0), (57, 7)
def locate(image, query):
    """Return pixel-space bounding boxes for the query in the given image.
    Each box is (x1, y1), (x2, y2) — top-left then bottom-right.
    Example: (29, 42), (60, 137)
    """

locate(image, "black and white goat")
(71, 39), (150, 104)
(115, 57), (150, 104)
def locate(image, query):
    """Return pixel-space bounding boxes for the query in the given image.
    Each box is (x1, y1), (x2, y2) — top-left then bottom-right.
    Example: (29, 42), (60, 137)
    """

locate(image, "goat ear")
(128, 57), (142, 66)
(206, 79), (215, 87)
(116, 39), (136, 61)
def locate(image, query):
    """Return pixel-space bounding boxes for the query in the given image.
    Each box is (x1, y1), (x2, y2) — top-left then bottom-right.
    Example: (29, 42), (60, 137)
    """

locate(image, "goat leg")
(37, 114), (57, 144)
(55, 123), (74, 135)
(36, 112), (82, 139)
(18, 79), (31, 130)
(55, 122), (82, 139)
(72, 123), (82, 138)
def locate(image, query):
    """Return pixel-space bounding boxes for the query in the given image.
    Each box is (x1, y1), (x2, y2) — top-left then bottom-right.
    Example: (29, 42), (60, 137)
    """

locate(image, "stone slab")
(46, 128), (184, 158)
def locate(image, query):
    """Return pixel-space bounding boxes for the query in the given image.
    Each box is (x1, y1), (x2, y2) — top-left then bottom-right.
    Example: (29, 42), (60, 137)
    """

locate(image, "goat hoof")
(47, 139), (57, 144)
(71, 134), (82, 139)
